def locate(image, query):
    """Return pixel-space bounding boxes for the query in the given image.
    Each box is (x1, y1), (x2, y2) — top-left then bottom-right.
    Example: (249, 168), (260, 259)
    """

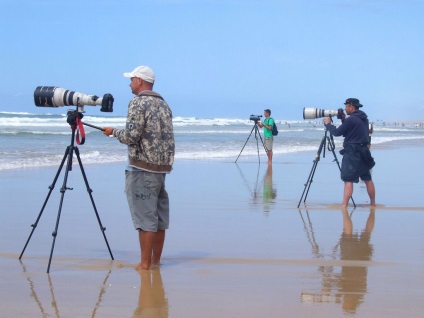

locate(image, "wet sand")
(1, 143), (423, 317)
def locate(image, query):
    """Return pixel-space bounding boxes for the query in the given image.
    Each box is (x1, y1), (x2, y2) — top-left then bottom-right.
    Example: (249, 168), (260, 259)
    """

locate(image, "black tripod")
(297, 126), (356, 208)
(235, 121), (267, 163)
(19, 109), (114, 273)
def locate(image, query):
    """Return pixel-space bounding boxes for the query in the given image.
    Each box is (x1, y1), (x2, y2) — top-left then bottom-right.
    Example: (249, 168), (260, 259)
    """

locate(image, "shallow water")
(1, 144), (423, 317)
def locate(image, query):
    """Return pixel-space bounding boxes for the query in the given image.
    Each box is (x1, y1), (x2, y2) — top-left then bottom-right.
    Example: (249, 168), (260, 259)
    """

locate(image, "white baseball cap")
(123, 66), (155, 83)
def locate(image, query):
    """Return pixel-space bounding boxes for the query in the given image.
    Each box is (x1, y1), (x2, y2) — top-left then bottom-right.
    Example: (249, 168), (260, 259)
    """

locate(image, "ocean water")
(1, 111), (423, 170)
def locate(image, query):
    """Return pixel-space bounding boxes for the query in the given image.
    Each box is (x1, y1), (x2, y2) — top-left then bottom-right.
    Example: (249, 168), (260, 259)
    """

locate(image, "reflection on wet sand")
(236, 164), (277, 214)
(262, 166), (277, 213)
(133, 269), (168, 318)
(300, 207), (375, 315)
(19, 260), (112, 317)
(335, 207), (375, 314)
(20, 261), (49, 317)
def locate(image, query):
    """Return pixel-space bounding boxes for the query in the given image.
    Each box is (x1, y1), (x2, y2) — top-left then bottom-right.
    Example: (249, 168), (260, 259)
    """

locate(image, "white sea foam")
(0, 130), (73, 135)
(0, 111), (34, 115)
(374, 127), (421, 132)
(0, 112), (423, 170)
(371, 135), (424, 144)
(0, 151), (127, 170)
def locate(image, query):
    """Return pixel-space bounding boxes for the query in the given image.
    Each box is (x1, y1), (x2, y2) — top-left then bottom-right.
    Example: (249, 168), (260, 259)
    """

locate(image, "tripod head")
(64, 107), (104, 145)
(323, 115), (338, 150)
(320, 126), (336, 158)
(66, 107), (104, 131)
(67, 109), (83, 127)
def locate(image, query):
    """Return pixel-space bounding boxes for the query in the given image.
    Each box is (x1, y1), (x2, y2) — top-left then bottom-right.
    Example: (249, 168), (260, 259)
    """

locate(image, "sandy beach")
(1, 142), (423, 317)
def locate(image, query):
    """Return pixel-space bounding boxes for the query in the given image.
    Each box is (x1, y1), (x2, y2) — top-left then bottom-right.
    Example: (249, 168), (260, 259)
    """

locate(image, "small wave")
(0, 111), (33, 115)
(0, 130), (72, 135)
(175, 130), (252, 134)
(0, 151), (127, 170)
(0, 129), (101, 136)
(371, 135), (424, 144)
(375, 127), (422, 132)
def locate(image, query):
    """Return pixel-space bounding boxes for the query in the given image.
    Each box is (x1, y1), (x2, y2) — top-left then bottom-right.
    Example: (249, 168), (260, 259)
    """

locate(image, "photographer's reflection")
(335, 207), (375, 314)
(133, 269), (169, 318)
(262, 165), (277, 213)
(236, 164), (277, 214)
(300, 207), (375, 315)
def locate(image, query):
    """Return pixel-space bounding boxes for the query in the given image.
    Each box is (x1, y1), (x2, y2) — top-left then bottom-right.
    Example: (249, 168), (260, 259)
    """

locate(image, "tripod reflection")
(19, 260), (112, 317)
(300, 207), (375, 315)
(133, 269), (169, 318)
(236, 164), (277, 214)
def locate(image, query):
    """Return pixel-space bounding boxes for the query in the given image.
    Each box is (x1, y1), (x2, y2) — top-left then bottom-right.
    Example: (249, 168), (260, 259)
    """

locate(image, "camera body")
(34, 86), (114, 112)
(250, 114), (262, 122)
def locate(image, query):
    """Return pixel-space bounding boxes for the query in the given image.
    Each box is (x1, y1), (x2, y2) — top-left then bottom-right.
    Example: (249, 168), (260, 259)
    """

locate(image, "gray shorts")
(264, 137), (273, 151)
(125, 170), (169, 232)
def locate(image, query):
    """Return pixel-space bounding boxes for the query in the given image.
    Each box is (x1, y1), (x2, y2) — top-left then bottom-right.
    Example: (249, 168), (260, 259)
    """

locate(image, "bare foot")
(135, 263), (150, 271)
(150, 263), (161, 270)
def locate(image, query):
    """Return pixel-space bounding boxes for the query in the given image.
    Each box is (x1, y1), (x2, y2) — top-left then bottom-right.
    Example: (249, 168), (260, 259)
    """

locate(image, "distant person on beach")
(323, 98), (376, 208)
(103, 65), (175, 270)
(368, 122), (373, 149)
(257, 109), (274, 165)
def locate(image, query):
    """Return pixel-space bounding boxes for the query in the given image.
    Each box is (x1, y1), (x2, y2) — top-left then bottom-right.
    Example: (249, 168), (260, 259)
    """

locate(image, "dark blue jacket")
(325, 110), (369, 147)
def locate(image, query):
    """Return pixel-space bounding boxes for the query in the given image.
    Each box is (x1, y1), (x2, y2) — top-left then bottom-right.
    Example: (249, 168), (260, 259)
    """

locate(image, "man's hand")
(102, 127), (114, 136)
(323, 118), (332, 125)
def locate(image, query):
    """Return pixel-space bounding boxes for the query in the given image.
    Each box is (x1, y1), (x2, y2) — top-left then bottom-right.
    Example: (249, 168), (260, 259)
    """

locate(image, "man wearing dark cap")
(323, 98), (376, 208)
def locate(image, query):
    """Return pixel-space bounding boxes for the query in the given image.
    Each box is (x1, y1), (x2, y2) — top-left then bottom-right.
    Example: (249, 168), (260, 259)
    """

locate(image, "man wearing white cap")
(103, 66), (175, 270)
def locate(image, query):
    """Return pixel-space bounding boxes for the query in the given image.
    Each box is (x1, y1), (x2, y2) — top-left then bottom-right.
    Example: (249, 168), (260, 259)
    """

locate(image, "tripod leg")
(235, 125), (256, 163)
(254, 125), (270, 164)
(297, 137), (326, 207)
(327, 137), (356, 208)
(19, 146), (71, 260)
(254, 126), (261, 164)
(297, 157), (319, 208)
(304, 160), (319, 204)
(256, 125), (268, 154)
(74, 147), (114, 260)
(47, 145), (75, 273)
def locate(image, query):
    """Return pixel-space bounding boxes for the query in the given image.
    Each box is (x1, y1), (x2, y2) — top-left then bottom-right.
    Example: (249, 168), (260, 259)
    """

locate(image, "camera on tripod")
(21, 87), (115, 272)
(34, 86), (114, 112)
(250, 114), (262, 122)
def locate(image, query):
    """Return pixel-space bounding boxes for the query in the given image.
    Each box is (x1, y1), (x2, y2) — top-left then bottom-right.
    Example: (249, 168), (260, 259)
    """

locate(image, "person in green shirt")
(257, 108), (274, 165)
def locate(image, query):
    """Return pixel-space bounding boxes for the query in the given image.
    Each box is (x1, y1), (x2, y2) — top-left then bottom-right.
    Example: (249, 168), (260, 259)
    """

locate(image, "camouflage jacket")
(113, 91), (175, 173)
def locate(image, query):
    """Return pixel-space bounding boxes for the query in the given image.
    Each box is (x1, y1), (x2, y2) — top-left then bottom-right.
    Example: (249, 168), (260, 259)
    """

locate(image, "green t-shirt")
(263, 117), (274, 138)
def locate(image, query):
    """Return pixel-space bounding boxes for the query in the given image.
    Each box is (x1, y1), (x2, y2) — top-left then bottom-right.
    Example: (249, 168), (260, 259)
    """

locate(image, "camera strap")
(74, 116), (85, 145)
(138, 91), (164, 100)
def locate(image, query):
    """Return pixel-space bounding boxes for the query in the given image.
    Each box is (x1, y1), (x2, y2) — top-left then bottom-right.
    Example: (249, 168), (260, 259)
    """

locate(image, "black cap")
(344, 98), (363, 108)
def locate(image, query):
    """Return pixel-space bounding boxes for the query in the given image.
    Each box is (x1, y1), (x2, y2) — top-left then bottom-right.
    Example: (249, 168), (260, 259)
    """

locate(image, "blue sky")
(0, 0), (423, 121)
